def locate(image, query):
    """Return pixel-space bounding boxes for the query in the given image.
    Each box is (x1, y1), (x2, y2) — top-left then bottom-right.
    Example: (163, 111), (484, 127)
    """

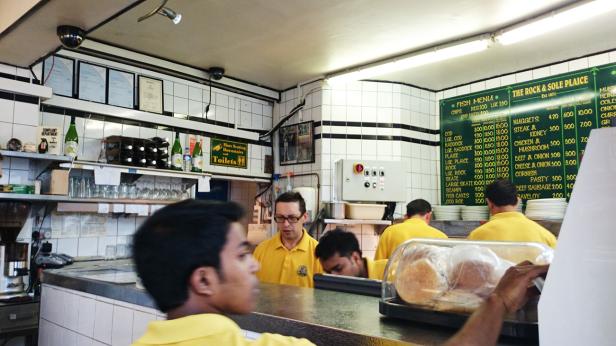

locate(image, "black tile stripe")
(0, 91), (39, 104)
(317, 120), (439, 134)
(314, 133), (439, 146)
(0, 72), (30, 83)
(40, 104), (272, 148)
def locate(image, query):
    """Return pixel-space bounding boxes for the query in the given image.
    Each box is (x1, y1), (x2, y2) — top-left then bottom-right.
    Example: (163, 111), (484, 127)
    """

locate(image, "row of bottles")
(64, 116), (205, 172)
(171, 132), (204, 172)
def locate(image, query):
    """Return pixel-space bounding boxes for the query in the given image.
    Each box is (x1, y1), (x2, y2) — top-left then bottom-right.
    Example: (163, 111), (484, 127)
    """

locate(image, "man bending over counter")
(132, 199), (548, 346)
(253, 192), (322, 288)
(315, 228), (387, 280)
(375, 199), (448, 260)
(468, 179), (557, 248)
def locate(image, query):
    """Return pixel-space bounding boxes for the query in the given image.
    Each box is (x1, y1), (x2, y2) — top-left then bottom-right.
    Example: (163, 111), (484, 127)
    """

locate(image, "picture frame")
(279, 121), (314, 165)
(42, 55), (75, 97)
(138, 75), (164, 114)
(77, 61), (107, 103)
(107, 68), (135, 109)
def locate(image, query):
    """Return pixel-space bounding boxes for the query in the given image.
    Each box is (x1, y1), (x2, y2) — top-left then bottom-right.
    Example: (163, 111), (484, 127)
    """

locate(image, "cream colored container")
(345, 203), (386, 220)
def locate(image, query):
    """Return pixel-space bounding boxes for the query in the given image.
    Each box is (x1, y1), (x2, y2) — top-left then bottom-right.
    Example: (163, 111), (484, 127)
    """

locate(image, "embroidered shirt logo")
(297, 265), (308, 277)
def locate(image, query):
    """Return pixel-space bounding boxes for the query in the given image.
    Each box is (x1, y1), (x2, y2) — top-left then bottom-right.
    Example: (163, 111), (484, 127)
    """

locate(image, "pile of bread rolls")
(395, 244), (513, 313)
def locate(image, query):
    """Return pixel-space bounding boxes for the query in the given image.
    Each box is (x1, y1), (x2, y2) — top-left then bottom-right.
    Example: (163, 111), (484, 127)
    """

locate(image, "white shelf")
(0, 193), (179, 204)
(324, 219), (392, 225)
(0, 193), (67, 202)
(0, 150), (72, 161)
(0, 77), (52, 99)
(59, 161), (211, 180)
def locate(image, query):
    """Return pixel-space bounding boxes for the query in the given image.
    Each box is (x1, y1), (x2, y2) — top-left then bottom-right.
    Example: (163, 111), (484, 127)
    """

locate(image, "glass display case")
(380, 238), (553, 338)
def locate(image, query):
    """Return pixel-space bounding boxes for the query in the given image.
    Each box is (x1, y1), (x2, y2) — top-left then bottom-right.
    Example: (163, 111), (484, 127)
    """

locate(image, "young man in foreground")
(132, 200), (548, 346)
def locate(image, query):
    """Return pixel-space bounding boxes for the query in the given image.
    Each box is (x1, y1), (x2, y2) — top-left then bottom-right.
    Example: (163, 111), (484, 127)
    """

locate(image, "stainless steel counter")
(41, 261), (536, 346)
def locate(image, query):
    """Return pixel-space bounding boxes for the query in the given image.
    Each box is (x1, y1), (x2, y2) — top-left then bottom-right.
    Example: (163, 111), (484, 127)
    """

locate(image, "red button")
(354, 163), (364, 174)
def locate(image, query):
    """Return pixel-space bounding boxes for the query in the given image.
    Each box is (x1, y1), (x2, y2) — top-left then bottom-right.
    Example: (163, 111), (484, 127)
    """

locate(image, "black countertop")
(41, 261), (536, 346)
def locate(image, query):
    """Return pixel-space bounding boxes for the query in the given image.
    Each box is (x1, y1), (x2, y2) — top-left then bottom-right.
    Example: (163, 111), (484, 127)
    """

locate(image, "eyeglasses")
(274, 215), (302, 223)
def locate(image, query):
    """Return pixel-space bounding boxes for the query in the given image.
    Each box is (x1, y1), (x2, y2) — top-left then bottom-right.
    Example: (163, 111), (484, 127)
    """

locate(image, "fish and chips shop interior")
(0, 1), (614, 345)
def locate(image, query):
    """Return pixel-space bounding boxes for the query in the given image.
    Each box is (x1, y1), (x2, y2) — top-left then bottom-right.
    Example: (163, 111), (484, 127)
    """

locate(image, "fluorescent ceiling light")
(498, 0), (616, 45)
(327, 39), (490, 85)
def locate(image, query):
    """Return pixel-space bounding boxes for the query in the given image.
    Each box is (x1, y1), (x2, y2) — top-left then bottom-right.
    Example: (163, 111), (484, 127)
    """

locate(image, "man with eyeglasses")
(253, 192), (322, 288)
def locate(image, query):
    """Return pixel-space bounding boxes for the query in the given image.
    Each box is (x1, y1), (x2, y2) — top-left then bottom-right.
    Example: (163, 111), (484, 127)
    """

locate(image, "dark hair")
(275, 191), (306, 214)
(315, 228), (361, 260)
(485, 179), (518, 206)
(132, 199), (244, 312)
(406, 199), (432, 217)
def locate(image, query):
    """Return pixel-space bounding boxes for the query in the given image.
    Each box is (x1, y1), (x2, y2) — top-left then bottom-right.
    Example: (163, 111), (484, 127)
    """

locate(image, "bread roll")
(395, 245), (448, 305)
(449, 260), (494, 292)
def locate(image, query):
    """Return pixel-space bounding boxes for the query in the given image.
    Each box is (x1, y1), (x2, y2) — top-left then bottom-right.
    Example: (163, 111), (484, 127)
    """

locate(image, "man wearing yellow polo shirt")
(468, 179), (557, 248)
(253, 192), (322, 288)
(315, 228), (387, 280)
(375, 199), (448, 260)
(132, 200), (313, 345)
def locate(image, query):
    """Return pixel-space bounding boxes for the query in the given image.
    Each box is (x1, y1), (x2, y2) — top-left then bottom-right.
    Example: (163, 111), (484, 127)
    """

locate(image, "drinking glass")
(104, 245), (116, 261)
(128, 184), (138, 199)
(119, 183), (129, 199)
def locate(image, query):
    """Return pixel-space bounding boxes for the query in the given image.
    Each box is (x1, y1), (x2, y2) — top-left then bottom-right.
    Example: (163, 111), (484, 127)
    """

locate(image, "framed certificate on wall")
(138, 75), (163, 114)
(107, 68), (135, 108)
(43, 55), (74, 97)
(78, 61), (107, 103)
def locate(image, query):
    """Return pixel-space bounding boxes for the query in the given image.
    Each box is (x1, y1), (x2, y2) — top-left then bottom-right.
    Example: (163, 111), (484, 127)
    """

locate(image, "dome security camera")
(57, 25), (85, 49)
(208, 67), (225, 80)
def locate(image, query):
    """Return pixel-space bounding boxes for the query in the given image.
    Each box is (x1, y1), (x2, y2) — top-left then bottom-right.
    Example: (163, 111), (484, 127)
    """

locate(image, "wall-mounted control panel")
(335, 159), (405, 202)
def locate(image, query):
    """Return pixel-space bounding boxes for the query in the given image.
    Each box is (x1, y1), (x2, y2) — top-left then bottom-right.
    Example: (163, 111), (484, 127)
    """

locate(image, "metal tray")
(379, 298), (539, 339)
(314, 274), (382, 297)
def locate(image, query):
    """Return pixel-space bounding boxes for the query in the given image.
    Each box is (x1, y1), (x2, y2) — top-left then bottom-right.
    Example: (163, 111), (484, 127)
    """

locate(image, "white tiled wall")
(274, 80), (440, 219)
(1, 58), (273, 258)
(39, 284), (164, 346)
(39, 284), (261, 346)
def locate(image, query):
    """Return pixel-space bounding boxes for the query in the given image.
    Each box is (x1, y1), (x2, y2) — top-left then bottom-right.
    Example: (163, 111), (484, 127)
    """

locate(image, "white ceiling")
(4, 0), (616, 91)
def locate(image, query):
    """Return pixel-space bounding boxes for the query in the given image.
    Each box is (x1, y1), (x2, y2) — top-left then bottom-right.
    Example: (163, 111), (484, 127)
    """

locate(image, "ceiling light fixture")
(138, 0), (182, 24)
(327, 38), (491, 85)
(497, 0), (616, 45)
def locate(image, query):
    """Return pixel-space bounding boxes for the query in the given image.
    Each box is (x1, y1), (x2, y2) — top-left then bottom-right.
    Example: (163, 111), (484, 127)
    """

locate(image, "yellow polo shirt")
(253, 230), (323, 288)
(374, 218), (448, 260)
(365, 258), (388, 280)
(467, 211), (557, 248)
(132, 313), (314, 346)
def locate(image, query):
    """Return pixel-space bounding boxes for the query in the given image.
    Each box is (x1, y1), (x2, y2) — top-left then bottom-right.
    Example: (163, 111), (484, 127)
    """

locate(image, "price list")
(441, 62), (616, 205)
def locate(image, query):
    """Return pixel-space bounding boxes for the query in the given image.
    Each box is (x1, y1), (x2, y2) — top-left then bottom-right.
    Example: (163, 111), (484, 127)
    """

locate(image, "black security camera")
(208, 67), (225, 80)
(57, 25), (85, 49)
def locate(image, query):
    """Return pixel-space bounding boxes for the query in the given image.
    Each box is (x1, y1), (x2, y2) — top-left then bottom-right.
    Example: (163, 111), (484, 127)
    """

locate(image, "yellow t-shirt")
(253, 230), (323, 288)
(467, 211), (557, 248)
(365, 258), (388, 280)
(374, 218), (448, 260)
(132, 313), (314, 346)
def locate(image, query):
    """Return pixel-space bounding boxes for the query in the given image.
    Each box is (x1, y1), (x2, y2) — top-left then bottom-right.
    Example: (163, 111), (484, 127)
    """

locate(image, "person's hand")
(492, 261), (549, 314)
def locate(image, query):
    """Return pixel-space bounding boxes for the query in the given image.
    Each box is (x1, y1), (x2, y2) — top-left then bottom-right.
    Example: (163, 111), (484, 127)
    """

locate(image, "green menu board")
(441, 62), (616, 205)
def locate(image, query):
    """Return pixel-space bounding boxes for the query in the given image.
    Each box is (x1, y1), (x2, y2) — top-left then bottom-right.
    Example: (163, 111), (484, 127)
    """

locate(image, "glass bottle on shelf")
(171, 132), (183, 171)
(64, 116), (79, 159)
(97, 139), (107, 163)
(191, 135), (203, 172)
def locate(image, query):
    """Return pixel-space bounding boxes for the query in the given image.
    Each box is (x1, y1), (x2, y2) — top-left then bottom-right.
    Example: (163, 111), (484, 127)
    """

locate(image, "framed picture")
(138, 75), (163, 114)
(279, 121), (314, 165)
(43, 55), (74, 97)
(107, 68), (135, 108)
(77, 61), (107, 103)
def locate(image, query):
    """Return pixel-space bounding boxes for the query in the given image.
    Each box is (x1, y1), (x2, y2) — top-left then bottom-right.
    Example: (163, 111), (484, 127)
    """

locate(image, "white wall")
(275, 80), (440, 219)
(1, 48), (274, 257)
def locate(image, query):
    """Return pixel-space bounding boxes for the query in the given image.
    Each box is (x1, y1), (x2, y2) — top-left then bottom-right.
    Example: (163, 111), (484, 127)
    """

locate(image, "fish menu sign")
(210, 138), (248, 169)
(440, 62), (616, 205)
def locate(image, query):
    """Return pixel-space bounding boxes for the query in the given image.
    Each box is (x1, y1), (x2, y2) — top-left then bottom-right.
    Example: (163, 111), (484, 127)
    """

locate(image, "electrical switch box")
(335, 159), (405, 202)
